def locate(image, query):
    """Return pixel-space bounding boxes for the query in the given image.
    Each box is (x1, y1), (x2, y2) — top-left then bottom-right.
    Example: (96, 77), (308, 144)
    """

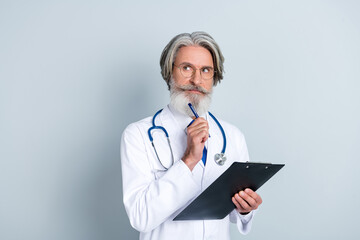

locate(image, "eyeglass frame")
(173, 62), (216, 80)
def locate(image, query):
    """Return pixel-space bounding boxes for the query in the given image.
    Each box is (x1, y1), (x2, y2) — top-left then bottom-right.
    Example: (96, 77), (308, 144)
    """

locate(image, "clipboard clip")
(245, 161), (273, 169)
(246, 161), (273, 164)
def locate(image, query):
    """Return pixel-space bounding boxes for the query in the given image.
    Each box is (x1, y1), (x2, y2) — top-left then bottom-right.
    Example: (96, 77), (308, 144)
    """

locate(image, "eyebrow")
(179, 62), (214, 69)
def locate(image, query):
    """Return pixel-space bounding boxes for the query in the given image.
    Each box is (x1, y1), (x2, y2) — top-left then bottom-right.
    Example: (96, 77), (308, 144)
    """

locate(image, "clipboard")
(174, 162), (284, 221)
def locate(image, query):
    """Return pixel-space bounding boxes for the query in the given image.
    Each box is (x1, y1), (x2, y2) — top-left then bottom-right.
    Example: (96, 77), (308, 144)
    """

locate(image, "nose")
(190, 69), (203, 85)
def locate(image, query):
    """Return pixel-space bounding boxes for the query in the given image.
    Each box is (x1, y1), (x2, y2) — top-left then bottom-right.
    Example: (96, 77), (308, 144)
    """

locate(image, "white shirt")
(121, 105), (255, 240)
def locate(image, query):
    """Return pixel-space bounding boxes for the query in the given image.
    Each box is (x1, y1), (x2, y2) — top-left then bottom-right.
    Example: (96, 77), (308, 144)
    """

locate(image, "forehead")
(175, 46), (213, 67)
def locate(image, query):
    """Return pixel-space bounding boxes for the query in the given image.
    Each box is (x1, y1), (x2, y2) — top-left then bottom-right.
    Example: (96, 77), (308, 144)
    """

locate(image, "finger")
(232, 197), (242, 211)
(234, 193), (252, 212)
(187, 118), (208, 129)
(188, 121), (208, 132)
(187, 118), (208, 134)
(193, 127), (209, 136)
(190, 131), (208, 144)
(188, 126), (209, 140)
(233, 195), (248, 212)
(191, 117), (207, 124)
(187, 127), (208, 139)
(244, 188), (263, 205)
(188, 127), (209, 139)
(201, 131), (209, 143)
(239, 191), (257, 208)
(188, 123), (209, 133)
(194, 117), (207, 123)
(239, 191), (262, 211)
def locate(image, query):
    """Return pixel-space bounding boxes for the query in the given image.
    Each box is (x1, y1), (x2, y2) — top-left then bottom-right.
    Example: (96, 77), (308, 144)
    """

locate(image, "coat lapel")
(202, 112), (228, 188)
(158, 106), (188, 165)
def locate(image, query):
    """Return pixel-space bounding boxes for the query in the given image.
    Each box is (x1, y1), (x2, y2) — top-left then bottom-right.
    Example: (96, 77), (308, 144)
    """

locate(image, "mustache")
(176, 84), (210, 94)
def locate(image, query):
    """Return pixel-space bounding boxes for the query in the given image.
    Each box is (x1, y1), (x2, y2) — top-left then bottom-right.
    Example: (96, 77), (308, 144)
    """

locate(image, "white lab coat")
(121, 105), (255, 240)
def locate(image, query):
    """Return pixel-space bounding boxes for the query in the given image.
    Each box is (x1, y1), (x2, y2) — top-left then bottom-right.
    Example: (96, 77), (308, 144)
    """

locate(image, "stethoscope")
(147, 109), (227, 170)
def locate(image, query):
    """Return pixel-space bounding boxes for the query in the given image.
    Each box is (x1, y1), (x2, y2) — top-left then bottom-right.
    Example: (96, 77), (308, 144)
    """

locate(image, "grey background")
(1, 0), (359, 239)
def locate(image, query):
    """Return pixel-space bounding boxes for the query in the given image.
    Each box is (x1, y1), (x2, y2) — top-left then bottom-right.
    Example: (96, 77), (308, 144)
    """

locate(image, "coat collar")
(157, 105), (224, 170)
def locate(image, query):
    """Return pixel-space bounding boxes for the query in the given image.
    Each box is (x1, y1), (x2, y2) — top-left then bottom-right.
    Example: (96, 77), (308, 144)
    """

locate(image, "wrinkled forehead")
(174, 46), (214, 67)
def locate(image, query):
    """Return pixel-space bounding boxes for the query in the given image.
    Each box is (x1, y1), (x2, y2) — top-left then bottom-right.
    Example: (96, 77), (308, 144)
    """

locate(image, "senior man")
(121, 31), (262, 240)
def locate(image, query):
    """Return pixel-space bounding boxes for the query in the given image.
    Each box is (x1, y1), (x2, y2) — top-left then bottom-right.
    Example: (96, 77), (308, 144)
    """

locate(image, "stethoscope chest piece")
(214, 153), (226, 166)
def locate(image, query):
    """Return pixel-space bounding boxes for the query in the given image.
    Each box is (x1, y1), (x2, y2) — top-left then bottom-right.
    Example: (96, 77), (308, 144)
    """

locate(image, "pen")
(186, 103), (210, 137)
(186, 103), (197, 127)
(188, 103), (199, 118)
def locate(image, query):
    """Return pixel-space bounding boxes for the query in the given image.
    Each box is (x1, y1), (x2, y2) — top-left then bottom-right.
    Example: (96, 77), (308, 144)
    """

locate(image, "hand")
(182, 117), (209, 171)
(232, 188), (262, 214)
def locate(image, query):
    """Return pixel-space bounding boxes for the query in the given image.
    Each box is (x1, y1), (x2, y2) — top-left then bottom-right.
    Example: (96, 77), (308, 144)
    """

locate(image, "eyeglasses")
(174, 63), (215, 80)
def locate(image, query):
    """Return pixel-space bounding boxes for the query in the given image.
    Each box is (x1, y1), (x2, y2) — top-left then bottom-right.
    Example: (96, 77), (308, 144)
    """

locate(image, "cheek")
(172, 72), (189, 85)
(205, 81), (213, 92)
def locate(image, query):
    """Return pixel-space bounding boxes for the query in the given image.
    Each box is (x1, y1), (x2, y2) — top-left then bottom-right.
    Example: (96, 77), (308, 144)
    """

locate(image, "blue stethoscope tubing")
(147, 109), (227, 169)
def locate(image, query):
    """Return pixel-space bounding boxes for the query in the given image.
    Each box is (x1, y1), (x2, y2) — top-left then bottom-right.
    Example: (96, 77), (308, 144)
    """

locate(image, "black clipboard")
(174, 162), (284, 221)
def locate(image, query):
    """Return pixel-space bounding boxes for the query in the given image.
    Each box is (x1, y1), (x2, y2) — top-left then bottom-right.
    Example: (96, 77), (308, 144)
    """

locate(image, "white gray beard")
(169, 80), (212, 117)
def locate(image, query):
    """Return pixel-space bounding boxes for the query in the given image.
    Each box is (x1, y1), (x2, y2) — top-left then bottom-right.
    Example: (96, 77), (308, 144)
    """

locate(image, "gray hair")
(160, 31), (225, 90)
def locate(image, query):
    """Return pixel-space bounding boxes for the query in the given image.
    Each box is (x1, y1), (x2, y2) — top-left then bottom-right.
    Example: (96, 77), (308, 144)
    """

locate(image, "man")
(121, 32), (262, 240)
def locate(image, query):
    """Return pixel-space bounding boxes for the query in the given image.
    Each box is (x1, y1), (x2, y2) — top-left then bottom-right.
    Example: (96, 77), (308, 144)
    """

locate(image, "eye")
(182, 65), (193, 72)
(202, 67), (211, 73)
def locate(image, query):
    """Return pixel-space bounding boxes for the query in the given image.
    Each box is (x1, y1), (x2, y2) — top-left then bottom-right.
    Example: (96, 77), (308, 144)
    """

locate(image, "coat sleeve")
(120, 123), (201, 232)
(229, 209), (256, 235)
